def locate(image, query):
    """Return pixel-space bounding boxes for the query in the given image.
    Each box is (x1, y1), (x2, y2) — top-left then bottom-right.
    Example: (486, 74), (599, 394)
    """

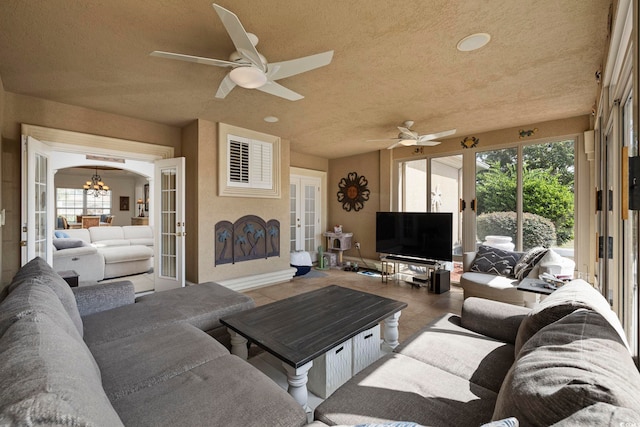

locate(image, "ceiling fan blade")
(215, 74), (237, 99)
(387, 141), (404, 150)
(256, 81), (304, 101)
(267, 51), (334, 81)
(397, 126), (418, 139)
(417, 128), (457, 142)
(150, 51), (237, 68)
(416, 140), (443, 147)
(212, 4), (266, 72)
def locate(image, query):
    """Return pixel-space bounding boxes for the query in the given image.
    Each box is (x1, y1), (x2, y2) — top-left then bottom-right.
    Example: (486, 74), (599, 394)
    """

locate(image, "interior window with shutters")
(228, 137), (250, 186)
(219, 124), (280, 198)
(227, 135), (273, 189)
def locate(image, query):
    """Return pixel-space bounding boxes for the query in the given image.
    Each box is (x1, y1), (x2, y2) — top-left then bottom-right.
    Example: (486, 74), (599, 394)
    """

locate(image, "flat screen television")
(376, 212), (453, 262)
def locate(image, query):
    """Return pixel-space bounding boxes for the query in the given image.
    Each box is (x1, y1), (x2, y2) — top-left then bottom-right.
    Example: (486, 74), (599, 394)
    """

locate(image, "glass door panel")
(402, 159), (427, 211)
(431, 155), (463, 281)
(290, 175), (321, 255)
(522, 140), (575, 253)
(22, 136), (53, 265)
(154, 157), (185, 291)
(475, 147), (517, 249)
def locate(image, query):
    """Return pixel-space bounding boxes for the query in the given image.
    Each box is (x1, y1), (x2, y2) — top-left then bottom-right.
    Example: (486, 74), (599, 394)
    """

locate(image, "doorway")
(290, 168), (326, 259)
(21, 124), (184, 291)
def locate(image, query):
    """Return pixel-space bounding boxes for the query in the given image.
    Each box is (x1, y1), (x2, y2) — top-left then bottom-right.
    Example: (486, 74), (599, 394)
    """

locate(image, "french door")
(290, 174), (321, 254)
(153, 157), (186, 291)
(21, 136), (54, 265)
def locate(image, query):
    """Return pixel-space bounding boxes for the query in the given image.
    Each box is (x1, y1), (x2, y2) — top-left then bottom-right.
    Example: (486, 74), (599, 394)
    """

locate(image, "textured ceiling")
(0, 1), (610, 159)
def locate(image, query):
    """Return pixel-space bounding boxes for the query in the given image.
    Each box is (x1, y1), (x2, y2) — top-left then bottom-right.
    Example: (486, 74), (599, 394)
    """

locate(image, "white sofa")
(53, 226), (154, 284)
(460, 246), (575, 307)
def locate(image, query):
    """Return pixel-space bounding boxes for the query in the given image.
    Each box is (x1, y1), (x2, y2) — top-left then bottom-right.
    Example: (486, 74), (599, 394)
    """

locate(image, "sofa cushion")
(53, 237), (86, 250)
(91, 323), (230, 401)
(122, 225), (153, 245)
(0, 315), (123, 426)
(100, 245), (153, 263)
(514, 279), (628, 355)
(470, 245), (520, 276)
(135, 282), (256, 331)
(314, 353), (498, 426)
(61, 228), (92, 244)
(89, 226), (125, 242)
(395, 313), (515, 393)
(111, 354), (307, 427)
(493, 310), (640, 424)
(92, 239), (131, 248)
(512, 247), (547, 280)
(5, 257), (83, 338)
(82, 282), (255, 346)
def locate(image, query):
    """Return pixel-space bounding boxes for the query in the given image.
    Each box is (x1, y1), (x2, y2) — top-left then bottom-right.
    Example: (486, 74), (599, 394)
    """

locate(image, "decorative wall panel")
(215, 215), (280, 265)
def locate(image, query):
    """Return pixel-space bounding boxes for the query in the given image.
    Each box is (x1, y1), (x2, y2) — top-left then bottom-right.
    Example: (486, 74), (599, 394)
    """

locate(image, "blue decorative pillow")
(470, 245), (520, 277)
(54, 231), (70, 238)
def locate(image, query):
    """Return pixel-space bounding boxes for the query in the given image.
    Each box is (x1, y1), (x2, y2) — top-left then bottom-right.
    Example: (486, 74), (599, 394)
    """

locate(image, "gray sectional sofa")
(313, 280), (640, 426)
(0, 257), (307, 426)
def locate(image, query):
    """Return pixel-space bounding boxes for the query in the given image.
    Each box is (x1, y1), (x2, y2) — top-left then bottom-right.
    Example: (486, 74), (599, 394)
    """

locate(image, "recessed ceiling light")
(456, 33), (491, 52)
(264, 116), (279, 123)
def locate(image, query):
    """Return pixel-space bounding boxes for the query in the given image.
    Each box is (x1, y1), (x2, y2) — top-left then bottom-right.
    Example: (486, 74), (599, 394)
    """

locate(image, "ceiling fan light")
(229, 67), (267, 89)
(457, 33), (491, 52)
(399, 140), (415, 146)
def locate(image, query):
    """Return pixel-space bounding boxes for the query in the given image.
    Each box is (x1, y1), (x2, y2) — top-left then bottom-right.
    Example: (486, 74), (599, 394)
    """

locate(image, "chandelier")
(83, 167), (110, 197)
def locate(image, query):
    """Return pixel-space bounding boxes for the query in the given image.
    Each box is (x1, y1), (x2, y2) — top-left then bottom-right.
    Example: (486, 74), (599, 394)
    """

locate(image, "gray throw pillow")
(470, 245), (520, 276)
(494, 310), (640, 424)
(514, 279), (629, 355)
(53, 238), (86, 250)
(512, 247), (547, 280)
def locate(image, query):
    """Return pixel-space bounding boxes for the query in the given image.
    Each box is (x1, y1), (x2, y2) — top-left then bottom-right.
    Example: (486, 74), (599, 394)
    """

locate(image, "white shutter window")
(219, 123), (280, 198)
(228, 136), (250, 187)
(250, 140), (273, 189)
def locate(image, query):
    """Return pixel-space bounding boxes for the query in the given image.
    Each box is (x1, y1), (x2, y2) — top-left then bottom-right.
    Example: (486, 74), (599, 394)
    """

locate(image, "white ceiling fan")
(368, 121), (457, 149)
(150, 3), (334, 101)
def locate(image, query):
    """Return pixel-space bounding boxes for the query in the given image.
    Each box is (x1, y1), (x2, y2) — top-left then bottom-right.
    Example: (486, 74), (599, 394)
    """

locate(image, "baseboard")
(217, 267), (297, 292)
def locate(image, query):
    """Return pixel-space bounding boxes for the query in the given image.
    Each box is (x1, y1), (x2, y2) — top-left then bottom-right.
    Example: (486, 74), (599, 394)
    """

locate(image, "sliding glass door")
(475, 141), (575, 255)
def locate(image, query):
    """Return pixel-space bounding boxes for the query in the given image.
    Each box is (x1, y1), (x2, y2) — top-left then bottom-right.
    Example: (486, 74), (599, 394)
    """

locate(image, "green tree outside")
(476, 140), (574, 245)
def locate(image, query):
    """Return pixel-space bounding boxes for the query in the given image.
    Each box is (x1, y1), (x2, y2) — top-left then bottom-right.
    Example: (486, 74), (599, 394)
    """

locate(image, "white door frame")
(20, 125), (177, 286)
(21, 136), (54, 265)
(290, 167), (326, 255)
(154, 157), (186, 290)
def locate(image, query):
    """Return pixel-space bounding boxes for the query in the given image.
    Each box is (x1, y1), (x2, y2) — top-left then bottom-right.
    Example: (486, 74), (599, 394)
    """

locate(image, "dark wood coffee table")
(220, 285), (407, 409)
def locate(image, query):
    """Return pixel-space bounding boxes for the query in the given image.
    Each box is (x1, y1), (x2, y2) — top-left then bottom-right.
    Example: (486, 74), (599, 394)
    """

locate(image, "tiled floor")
(243, 268), (464, 344)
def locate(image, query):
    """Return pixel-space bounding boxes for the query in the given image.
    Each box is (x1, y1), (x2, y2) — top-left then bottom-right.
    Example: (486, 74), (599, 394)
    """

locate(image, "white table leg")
(228, 329), (248, 360)
(282, 361), (313, 412)
(381, 311), (401, 353)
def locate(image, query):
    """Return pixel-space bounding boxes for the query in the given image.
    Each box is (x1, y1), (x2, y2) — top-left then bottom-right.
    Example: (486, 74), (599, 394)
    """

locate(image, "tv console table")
(381, 255), (438, 284)
(381, 255), (450, 293)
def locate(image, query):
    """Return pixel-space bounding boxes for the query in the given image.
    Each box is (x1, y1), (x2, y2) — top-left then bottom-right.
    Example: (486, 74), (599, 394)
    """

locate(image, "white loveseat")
(460, 246), (575, 307)
(53, 226), (154, 284)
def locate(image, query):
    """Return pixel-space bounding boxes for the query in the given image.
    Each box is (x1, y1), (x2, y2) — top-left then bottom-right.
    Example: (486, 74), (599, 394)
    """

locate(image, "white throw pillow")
(527, 248), (575, 278)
